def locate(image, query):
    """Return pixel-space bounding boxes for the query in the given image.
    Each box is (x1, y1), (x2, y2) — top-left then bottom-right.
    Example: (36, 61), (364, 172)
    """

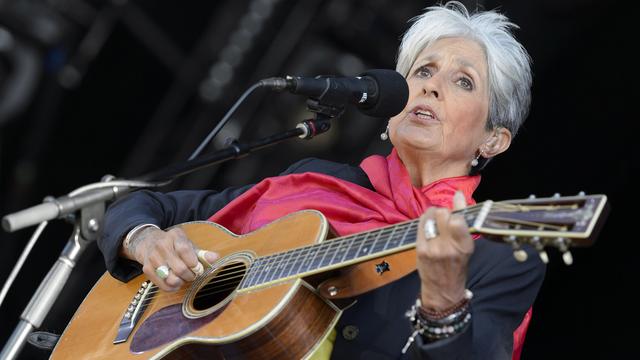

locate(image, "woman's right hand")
(122, 227), (219, 292)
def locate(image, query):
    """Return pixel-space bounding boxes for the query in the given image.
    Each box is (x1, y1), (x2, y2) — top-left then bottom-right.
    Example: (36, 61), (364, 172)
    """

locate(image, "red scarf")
(209, 148), (529, 360)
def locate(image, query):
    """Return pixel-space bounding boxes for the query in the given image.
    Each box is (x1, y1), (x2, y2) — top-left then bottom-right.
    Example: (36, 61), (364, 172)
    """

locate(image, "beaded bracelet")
(401, 291), (473, 354)
(419, 289), (473, 320)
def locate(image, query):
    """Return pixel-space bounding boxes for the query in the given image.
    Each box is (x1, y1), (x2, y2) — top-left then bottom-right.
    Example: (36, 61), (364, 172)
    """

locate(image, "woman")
(99, 2), (544, 359)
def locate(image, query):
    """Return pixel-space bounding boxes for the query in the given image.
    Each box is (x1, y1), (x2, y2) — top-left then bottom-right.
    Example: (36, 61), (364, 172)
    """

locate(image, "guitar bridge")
(113, 280), (155, 344)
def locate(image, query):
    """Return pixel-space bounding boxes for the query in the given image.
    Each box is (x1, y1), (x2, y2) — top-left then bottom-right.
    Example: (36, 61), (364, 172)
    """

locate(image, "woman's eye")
(416, 66), (432, 78)
(456, 77), (474, 90)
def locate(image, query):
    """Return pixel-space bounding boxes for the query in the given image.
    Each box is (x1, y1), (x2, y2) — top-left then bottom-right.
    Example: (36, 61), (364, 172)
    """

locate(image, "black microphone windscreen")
(359, 69), (408, 118)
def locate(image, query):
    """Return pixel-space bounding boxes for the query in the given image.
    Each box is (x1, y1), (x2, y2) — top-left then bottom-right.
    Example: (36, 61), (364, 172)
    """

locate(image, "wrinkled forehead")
(411, 37), (488, 73)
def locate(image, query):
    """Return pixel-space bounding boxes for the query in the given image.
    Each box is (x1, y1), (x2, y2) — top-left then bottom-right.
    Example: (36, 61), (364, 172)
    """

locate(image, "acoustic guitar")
(51, 194), (608, 359)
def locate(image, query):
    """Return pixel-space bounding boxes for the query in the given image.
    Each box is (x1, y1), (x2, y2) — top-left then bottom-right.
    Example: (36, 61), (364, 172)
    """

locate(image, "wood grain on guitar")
(51, 194), (609, 359)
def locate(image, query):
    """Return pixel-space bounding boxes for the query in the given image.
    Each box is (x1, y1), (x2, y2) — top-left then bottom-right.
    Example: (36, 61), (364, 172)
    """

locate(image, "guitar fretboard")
(239, 218), (422, 289)
(236, 202), (496, 289)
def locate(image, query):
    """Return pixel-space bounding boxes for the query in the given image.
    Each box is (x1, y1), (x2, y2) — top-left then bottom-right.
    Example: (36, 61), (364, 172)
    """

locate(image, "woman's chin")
(393, 137), (441, 155)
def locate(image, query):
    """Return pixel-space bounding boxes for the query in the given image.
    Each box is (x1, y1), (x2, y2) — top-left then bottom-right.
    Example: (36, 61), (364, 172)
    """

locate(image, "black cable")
(188, 82), (263, 160)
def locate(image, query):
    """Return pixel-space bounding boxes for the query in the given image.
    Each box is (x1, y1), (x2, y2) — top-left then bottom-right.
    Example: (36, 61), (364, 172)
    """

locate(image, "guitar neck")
(239, 203), (489, 290)
(238, 193), (608, 289)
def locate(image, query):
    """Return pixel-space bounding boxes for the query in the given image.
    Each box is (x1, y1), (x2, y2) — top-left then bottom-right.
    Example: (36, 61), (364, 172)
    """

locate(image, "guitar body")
(52, 211), (343, 359)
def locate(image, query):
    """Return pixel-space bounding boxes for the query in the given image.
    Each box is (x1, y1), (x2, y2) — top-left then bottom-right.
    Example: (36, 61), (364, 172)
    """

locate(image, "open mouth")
(414, 109), (436, 120)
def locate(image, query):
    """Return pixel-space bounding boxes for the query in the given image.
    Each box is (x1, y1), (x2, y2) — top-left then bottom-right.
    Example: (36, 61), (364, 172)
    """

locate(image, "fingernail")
(453, 190), (467, 209)
(204, 251), (219, 263)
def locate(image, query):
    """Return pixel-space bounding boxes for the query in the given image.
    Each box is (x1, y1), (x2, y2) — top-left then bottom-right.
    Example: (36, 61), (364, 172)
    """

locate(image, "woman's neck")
(396, 148), (470, 188)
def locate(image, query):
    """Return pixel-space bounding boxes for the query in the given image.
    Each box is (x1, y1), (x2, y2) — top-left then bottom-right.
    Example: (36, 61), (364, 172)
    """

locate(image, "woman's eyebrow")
(455, 58), (481, 78)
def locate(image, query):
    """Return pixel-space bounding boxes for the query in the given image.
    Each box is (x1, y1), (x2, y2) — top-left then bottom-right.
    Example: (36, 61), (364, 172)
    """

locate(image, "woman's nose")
(422, 76), (441, 99)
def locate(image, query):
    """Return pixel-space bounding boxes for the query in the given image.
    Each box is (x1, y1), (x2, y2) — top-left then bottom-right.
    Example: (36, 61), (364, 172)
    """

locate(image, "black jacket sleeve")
(410, 241), (546, 359)
(331, 240), (545, 360)
(97, 158), (372, 282)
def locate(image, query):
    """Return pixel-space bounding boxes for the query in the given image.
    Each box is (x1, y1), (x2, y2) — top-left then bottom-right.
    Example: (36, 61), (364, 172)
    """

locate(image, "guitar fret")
(328, 237), (350, 267)
(340, 236), (356, 264)
(357, 232), (372, 257)
(278, 250), (298, 280)
(382, 225), (397, 251)
(240, 261), (256, 288)
(284, 248), (304, 278)
(351, 232), (366, 259)
(268, 252), (288, 283)
(399, 222), (413, 246)
(304, 245), (321, 273)
(252, 255), (274, 287)
(309, 244), (326, 271)
(370, 227), (386, 254)
(403, 222), (418, 245)
(345, 234), (361, 261)
(320, 241), (339, 268)
(296, 246), (314, 274)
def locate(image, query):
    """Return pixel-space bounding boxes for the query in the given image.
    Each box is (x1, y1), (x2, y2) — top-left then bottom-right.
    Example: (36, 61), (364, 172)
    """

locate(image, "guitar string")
(138, 221), (421, 304)
(121, 201), (572, 318)
(134, 204), (538, 305)
(141, 205), (524, 304)
(167, 223), (421, 302)
(135, 205), (502, 304)
(135, 206), (522, 307)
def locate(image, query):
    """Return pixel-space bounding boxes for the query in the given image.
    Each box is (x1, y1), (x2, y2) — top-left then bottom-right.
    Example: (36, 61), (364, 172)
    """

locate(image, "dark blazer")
(98, 158), (546, 359)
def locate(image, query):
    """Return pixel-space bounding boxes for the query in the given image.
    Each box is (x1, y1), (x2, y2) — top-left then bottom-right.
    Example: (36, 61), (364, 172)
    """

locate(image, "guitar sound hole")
(192, 262), (247, 311)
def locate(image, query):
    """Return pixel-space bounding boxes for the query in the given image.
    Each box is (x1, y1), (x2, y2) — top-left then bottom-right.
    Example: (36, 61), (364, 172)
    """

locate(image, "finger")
(173, 234), (199, 269)
(142, 263), (178, 292)
(164, 272), (185, 289)
(423, 206), (437, 220)
(453, 190), (467, 211)
(433, 208), (451, 237)
(447, 214), (475, 257)
(154, 231), (195, 282)
(166, 252), (195, 282)
(197, 249), (219, 268)
(146, 250), (182, 291)
(448, 214), (472, 243)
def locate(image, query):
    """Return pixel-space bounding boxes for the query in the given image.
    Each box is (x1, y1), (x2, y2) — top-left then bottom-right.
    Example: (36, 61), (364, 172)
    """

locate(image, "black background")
(0, 0), (636, 359)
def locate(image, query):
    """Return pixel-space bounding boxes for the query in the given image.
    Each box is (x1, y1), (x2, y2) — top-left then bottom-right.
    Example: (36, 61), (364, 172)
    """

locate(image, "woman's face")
(389, 37), (492, 166)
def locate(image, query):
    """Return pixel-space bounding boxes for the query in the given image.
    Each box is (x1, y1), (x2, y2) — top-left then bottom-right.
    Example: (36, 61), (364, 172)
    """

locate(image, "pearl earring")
(380, 125), (389, 141)
(470, 151), (483, 167)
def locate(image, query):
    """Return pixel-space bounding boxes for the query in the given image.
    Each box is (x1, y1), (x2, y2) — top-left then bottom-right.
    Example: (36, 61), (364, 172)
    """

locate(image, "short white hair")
(396, 1), (532, 137)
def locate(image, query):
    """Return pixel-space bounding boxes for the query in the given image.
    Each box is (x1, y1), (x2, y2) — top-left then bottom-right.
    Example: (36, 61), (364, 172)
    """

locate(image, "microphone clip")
(306, 97), (345, 119)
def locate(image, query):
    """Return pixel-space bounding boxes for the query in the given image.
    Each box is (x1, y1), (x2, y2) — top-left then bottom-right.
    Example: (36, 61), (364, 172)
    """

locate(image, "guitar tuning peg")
(562, 251), (574, 266)
(529, 236), (549, 264)
(554, 237), (573, 266)
(513, 249), (528, 262)
(505, 235), (528, 262)
(539, 251), (549, 264)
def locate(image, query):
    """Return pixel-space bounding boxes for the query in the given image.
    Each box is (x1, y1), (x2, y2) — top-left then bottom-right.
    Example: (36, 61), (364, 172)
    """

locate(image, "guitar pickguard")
(130, 303), (226, 353)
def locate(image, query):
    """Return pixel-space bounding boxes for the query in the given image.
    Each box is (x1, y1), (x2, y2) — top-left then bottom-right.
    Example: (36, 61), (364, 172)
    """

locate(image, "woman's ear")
(482, 127), (512, 158)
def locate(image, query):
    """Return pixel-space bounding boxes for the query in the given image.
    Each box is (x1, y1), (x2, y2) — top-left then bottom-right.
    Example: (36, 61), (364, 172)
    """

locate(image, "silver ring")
(423, 219), (438, 240)
(155, 265), (170, 280)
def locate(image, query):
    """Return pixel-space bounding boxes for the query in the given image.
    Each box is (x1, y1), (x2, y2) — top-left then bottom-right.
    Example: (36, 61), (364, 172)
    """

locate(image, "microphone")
(260, 69), (408, 118)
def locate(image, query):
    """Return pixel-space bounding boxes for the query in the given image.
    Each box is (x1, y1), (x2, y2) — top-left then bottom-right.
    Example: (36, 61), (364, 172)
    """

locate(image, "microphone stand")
(0, 111), (335, 360)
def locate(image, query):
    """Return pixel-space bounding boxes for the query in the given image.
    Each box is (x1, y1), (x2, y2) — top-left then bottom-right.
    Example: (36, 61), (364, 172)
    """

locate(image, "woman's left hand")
(416, 191), (474, 311)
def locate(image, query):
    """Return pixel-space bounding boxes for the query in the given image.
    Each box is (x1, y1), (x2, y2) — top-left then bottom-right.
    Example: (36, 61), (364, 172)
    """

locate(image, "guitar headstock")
(467, 193), (609, 265)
